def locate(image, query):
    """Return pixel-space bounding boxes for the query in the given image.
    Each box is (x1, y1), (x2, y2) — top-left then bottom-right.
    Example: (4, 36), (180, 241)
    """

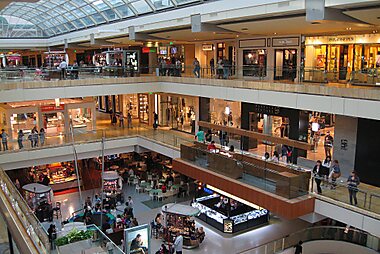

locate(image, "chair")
(147, 175), (153, 181)
(135, 185), (143, 193)
(149, 192), (156, 201)
(157, 192), (164, 201)
(52, 201), (62, 219)
(128, 177), (134, 186)
(145, 186), (152, 193)
(133, 178), (139, 185)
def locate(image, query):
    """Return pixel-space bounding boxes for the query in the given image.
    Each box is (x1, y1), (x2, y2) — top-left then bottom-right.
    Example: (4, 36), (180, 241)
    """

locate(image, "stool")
(52, 202), (62, 219)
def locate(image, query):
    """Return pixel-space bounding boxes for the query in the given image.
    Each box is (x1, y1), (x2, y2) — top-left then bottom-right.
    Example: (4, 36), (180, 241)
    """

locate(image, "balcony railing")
(180, 142), (311, 199)
(0, 65), (379, 87)
(237, 226), (380, 254)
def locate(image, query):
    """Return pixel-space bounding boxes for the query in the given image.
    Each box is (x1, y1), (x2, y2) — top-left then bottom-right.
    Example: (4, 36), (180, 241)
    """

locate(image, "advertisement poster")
(125, 224), (151, 254)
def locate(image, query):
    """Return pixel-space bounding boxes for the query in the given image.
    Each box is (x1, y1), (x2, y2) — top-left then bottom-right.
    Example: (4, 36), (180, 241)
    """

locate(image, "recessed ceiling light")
(241, 28), (248, 31)
(373, 30), (378, 33)
(236, 35), (239, 37)
(274, 32), (277, 35)
(346, 27), (351, 30)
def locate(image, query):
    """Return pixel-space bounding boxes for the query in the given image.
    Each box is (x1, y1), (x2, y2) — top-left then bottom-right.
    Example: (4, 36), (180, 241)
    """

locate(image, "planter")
(57, 239), (92, 254)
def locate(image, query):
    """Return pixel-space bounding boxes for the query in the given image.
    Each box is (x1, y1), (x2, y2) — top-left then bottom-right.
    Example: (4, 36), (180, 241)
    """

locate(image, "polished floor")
(50, 184), (311, 254)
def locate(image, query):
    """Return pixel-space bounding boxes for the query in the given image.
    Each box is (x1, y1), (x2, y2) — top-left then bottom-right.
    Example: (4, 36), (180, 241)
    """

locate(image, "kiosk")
(162, 203), (201, 249)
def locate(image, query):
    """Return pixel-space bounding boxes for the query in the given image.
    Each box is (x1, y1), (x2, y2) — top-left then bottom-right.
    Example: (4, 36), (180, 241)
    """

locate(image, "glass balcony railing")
(0, 66), (379, 88)
(237, 226), (380, 254)
(310, 177), (380, 215)
(180, 143), (311, 199)
(0, 169), (50, 253)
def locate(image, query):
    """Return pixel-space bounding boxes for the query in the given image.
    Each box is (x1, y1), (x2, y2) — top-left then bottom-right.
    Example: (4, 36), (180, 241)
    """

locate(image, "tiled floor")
(49, 184), (311, 254)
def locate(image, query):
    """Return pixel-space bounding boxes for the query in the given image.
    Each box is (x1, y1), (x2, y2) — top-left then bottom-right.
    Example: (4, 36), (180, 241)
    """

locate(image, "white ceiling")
(219, 16), (376, 36)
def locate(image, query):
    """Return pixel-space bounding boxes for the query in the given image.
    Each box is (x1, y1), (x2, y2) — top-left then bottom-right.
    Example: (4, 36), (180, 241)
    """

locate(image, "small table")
(110, 165), (119, 170)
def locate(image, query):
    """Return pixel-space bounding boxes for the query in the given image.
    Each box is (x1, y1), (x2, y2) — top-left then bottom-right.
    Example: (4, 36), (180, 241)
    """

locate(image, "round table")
(109, 165), (119, 170)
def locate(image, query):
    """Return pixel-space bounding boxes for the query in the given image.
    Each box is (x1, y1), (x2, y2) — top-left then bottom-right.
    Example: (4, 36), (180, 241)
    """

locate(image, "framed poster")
(125, 224), (151, 254)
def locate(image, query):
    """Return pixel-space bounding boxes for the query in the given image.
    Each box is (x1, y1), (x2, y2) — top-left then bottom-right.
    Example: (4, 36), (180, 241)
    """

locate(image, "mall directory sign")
(125, 224), (151, 254)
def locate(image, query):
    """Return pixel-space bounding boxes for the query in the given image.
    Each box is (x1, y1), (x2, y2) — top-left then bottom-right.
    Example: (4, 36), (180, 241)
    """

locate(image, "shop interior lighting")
(55, 98), (60, 107)
(206, 185), (263, 210)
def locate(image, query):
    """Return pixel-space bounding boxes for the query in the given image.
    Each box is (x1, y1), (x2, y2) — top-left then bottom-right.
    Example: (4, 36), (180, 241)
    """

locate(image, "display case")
(162, 203), (201, 249)
(192, 191), (269, 234)
(30, 163), (80, 192)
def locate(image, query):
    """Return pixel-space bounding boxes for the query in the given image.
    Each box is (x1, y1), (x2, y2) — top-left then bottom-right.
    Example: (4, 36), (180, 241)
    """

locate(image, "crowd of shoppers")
(0, 127), (46, 151)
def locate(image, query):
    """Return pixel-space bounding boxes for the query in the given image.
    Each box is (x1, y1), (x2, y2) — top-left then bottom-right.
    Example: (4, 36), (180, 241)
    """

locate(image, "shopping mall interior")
(0, 0), (380, 254)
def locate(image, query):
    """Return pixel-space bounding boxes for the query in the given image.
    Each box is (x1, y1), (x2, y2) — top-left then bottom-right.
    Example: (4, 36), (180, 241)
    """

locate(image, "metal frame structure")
(0, 0), (205, 38)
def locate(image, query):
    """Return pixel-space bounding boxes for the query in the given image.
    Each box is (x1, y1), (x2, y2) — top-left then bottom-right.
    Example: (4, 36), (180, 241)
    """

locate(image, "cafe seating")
(149, 192), (156, 201)
(157, 192), (164, 201)
(128, 177), (134, 186)
(135, 185), (143, 193)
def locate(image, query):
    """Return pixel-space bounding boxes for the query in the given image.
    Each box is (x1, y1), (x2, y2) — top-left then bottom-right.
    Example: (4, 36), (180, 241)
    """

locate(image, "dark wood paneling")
(199, 121), (313, 151)
(173, 159), (315, 219)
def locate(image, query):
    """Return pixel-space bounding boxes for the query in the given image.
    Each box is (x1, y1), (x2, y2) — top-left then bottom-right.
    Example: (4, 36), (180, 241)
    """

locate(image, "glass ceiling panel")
(130, 0), (153, 14)
(0, 0), (207, 38)
(116, 5), (134, 17)
(150, 0), (174, 10)
(107, 0), (125, 6)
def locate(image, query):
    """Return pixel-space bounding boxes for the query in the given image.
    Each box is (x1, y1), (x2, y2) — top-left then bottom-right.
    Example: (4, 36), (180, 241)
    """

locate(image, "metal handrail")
(237, 226), (380, 254)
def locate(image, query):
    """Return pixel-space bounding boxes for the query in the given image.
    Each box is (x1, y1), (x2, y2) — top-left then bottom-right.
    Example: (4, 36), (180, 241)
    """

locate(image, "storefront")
(0, 98), (96, 138)
(28, 162), (80, 192)
(238, 36), (301, 81)
(192, 185), (269, 233)
(304, 34), (380, 82)
(98, 95), (123, 114)
(210, 99), (241, 128)
(43, 50), (67, 68)
(158, 94), (197, 134)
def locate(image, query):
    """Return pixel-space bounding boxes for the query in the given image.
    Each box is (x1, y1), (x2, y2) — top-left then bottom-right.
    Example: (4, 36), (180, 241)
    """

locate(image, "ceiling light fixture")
(274, 32), (277, 35)
(346, 27), (351, 30)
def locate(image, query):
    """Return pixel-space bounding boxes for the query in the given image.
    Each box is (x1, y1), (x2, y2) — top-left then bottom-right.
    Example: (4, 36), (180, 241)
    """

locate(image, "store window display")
(159, 95), (196, 134)
(210, 99), (241, 128)
(242, 49), (267, 77)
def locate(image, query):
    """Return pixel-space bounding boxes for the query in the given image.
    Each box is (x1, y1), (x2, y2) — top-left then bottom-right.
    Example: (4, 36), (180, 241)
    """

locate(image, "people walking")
(294, 241), (303, 254)
(173, 232), (183, 254)
(222, 57), (229, 79)
(119, 114), (124, 128)
(313, 160), (323, 194)
(32, 128), (39, 147)
(153, 112), (158, 130)
(39, 128), (46, 146)
(1, 129), (9, 151)
(59, 59), (67, 80)
(324, 131), (334, 158)
(127, 112), (133, 128)
(210, 58), (215, 76)
(193, 58), (200, 78)
(330, 160), (341, 189)
(17, 130), (24, 149)
(347, 171), (360, 206)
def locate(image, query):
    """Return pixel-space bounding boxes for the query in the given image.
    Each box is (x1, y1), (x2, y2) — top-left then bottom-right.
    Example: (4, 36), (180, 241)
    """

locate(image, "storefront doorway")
(274, 49), (297, 81)
(159, 94), (196, 134)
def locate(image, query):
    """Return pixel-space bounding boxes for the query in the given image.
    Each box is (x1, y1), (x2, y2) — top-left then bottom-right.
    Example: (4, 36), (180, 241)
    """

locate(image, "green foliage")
(55, 228), (93, 247)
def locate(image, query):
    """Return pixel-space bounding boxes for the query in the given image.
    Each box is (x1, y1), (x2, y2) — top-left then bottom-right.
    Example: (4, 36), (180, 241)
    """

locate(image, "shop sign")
(41, 105), (65, 112)
(142, 47), (156, 53)
(328, 37), (354, 43)
(253, 104), (281, 115)
(202, 44), (213, 51)
(223, 219), (234, 233)
(272, 37), (299, 47)
(239, 38), (266, 48)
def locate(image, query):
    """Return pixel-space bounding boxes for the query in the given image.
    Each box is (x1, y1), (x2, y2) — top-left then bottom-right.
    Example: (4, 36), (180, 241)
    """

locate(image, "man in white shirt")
(173, 232), (183, 254)
(127, 196), (134, 208)
(59, 59), (67, 80)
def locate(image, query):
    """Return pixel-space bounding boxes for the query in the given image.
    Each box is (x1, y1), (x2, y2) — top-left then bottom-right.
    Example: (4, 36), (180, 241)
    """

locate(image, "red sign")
(142, 47), (150, 53)
(41, 105), (65, 112)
